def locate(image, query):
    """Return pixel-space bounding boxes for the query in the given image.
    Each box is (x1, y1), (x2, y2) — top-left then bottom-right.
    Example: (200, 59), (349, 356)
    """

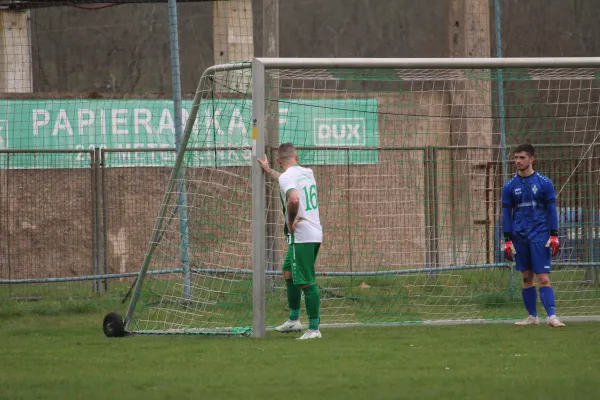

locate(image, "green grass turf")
(1, 312), (600, 400)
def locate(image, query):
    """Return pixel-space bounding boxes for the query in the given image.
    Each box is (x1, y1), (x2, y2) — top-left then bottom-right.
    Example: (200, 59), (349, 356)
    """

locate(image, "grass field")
(1, 311), (600, 400)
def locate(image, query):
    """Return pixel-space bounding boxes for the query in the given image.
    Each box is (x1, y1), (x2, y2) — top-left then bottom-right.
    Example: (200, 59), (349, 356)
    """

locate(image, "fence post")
(584, 157), (594, 284)
(90, 149), (98, 293)
(424, 147), (440, 276)
(167, 0), (191, 299)
(5, 153), (11, 298)
(92, 147), (104, 294)
(101, 148), (109, 291)
(264, 0), (280, 291)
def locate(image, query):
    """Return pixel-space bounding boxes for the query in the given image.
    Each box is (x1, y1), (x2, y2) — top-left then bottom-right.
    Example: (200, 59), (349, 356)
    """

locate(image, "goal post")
(252, 59), (267, 338)
(119, 57), (600, 338)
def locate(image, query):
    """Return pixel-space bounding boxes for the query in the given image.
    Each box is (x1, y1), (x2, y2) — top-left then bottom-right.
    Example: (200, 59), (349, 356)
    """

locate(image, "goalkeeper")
(502, 143), (565, 327)
(258, 142), (323, 340)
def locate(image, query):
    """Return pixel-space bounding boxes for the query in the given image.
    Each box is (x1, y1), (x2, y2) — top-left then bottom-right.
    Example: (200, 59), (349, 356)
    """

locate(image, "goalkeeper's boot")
(547, 315), (566, 328)
(514, 315), (540, 326)
(275, 319), (302, 333)
(297, 330), (322, 340)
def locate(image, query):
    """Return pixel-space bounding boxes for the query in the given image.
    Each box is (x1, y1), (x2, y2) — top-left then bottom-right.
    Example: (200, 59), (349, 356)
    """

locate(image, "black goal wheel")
(103, 312), (126, 337)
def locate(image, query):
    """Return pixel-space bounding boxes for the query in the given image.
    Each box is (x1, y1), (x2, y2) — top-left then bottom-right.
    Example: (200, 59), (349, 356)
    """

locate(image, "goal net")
(123, 58), (600, 336)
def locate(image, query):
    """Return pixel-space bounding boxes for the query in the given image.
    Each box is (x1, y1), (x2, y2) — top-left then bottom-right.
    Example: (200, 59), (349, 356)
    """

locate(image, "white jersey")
(279, 165), (323, 243)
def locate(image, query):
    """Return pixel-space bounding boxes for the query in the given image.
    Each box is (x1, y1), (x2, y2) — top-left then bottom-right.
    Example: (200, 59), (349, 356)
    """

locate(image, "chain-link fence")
(1, 144), (598, 315)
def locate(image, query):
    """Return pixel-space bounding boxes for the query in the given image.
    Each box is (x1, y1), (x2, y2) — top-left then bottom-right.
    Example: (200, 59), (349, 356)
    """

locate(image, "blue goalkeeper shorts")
(513, 240), (551, 274)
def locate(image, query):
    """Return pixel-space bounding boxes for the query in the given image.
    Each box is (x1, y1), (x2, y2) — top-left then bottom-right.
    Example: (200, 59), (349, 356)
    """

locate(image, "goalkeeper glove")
(546, 231), (560, 257)
(504, 233), (515, 262)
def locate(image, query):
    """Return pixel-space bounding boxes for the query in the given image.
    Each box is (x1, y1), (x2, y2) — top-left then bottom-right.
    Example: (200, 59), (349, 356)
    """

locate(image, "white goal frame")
(125, 57), (600, 338)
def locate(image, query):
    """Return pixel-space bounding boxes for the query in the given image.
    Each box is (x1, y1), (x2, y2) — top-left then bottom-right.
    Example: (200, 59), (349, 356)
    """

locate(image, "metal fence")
(1, 146), (599, 312)
(0, 148), (168, 309)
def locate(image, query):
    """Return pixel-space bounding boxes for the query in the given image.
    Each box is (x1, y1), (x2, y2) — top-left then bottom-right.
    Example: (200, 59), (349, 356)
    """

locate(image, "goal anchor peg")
(103, 312), (127, 337)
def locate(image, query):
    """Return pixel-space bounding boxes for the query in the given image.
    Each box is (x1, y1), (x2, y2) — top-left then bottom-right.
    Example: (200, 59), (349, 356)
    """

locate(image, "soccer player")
(502, 143), (565, 327)
(257, 142), (323, 339)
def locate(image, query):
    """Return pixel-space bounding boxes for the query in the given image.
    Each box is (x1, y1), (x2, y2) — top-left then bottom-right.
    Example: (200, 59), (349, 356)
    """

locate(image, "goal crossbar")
(255, 57), (600, 69)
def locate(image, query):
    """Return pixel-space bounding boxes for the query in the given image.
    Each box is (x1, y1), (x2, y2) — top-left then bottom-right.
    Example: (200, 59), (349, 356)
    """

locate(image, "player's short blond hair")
(278, 142), (296, 159)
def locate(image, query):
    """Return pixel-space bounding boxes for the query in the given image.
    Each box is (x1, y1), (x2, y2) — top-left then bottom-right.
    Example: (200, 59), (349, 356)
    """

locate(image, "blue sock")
(522, 286), (537, 317)
(539, 286), (556, 317)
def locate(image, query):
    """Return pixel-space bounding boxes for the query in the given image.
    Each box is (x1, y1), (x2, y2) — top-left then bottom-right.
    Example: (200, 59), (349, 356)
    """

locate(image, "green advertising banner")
(0, 99), (378, 168)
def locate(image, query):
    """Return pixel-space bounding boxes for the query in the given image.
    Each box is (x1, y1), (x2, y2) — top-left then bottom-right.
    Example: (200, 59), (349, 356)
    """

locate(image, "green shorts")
(282, 242), (321, 285)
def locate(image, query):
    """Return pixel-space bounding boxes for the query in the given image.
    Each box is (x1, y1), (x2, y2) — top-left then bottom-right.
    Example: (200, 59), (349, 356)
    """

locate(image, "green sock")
(302, 284), (320, 330)
(286, 279), (301, 321)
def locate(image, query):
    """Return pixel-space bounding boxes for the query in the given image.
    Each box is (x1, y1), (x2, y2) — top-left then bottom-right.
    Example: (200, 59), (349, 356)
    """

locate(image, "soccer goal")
(105, 57), (600, 338)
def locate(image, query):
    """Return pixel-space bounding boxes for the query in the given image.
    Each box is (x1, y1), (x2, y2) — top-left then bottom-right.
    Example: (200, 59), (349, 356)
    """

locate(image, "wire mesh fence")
(1, 145), (598, 317)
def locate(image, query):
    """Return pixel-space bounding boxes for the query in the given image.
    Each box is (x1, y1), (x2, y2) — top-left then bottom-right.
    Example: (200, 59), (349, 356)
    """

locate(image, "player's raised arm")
(257, 155), (281, 180)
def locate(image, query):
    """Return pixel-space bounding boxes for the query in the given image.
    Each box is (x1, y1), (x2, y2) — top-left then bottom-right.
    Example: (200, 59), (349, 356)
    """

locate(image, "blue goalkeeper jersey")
(501, 172), (558, 243)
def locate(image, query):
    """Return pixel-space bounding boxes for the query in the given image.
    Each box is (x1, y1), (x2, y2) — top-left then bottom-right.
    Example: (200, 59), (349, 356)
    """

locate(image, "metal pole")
(431, 147), (440, 270)
(90, 149), (100, 293)
(101, 149), (109, 291)
(90, 149), (96, 293)
(5, 153), (10, 299)
(252, 58), (267, 338)
(256, 57), (600, 69)
(493, 0), (513, 288)
(263, 0), (280, 285)
(593, 153), (599, 285)
(424, 147), (440, 278)
(585, 157), (594, 283)
(168, 0), (191, 300)
(494, 0), (507, 181)
(94, 147), (104, 294)
(424, 148), (431, 270)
